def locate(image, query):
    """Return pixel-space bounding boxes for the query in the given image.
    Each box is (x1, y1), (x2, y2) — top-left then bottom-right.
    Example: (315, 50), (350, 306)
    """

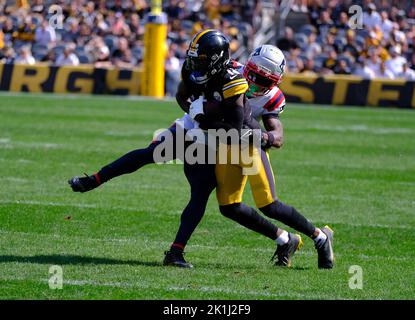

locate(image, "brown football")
(203, 100), (223, 120)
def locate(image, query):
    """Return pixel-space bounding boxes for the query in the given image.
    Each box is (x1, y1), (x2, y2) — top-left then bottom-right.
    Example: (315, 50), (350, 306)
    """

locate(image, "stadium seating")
(0, 0), (414, 88)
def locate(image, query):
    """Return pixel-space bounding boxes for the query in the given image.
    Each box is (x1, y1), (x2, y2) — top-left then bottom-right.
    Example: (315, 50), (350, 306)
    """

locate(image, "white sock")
(313, 229), (327, 248)
(276, 230), (289, 246)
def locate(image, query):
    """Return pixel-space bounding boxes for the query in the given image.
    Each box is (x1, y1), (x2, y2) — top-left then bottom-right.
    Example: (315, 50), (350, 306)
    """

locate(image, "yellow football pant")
(215, 144), (277, 208)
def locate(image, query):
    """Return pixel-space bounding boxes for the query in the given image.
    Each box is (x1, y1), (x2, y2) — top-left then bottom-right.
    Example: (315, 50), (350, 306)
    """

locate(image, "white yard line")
(0, 141), (62, 150)
(306, 176), (415, 187)
(0, 199), (98, 209)
(0, 199), (159, 213)
(306, 124), (414, 135)
(104, 130), (154, 137)
(285, 159), (411, 171)
(2, 198), (414, 227)
(2, 198), (413, 231)
(312, 194), (414, 205)
(0, 177), (29, 183)
(333, 222), (415, 230)
(0, 229), (413, 262)
(0, 158), (34, 164)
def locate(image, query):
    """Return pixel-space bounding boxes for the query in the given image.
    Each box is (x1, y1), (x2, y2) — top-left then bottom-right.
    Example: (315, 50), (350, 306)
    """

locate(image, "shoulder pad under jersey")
(221, 67), (248, 99)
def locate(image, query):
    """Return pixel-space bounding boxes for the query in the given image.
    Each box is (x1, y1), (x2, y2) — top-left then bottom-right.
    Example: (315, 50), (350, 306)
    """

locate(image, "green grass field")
(0, 93), (414, 300)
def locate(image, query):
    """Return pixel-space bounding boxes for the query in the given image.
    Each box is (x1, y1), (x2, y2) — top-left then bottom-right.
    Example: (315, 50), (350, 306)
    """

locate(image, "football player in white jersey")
(214, 45), (335, 269)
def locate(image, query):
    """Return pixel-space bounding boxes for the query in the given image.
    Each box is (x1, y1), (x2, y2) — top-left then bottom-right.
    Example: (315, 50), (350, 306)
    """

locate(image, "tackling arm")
(261, 114), (284, 148)
(175, 81), (191, 113)
(196, 94), (244, 131)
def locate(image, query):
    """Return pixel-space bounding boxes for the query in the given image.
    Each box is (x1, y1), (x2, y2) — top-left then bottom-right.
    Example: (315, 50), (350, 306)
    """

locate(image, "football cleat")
(316, 226), (334, 269)
(271, 233), (303, 267)
(68, 173), (100, 193)
(163, 250), (193, 269)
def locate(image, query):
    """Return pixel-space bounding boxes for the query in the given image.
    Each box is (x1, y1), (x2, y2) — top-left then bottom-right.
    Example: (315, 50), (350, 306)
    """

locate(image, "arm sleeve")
(244, 112), (261, 130)
(175, 81), (191, 113)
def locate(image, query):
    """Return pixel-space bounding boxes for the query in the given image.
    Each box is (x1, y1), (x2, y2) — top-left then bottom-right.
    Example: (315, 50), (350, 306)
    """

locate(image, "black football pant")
(97, 125), (216, 248)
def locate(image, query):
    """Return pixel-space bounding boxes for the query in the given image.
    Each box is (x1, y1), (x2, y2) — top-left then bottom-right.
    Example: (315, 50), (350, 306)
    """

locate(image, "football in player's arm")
(176, 79), (246, 132)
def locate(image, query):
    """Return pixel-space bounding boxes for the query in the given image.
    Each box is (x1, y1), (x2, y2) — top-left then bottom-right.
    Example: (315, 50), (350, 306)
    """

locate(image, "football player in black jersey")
(180, 30), (332, 269)
(68, 29), (282, 268)
(175, 30), (333, 269)
(68, 30), (331, 269)
(67, 29), (242, 267)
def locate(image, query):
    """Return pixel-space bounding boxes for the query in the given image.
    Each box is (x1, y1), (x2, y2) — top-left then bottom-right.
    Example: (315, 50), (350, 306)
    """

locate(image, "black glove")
(261, 132), (275, 149)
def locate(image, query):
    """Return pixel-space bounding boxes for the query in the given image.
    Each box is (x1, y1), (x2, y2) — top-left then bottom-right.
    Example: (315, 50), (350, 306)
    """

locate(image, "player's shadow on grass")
(195, 261), (311, 271)
(0, 255), (312, 270)
(0, 254), (162, 267)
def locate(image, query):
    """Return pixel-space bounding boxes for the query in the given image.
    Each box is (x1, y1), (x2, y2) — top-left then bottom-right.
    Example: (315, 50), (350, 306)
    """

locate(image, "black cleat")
(271, 233), (303, 267)
(68, 173), (100, 193)
(316, 226), (334, 269)
(163, 250), (193, 269)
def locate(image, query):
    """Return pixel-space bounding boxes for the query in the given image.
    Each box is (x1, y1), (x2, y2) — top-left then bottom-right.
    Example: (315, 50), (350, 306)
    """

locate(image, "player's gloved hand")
(189, 95), (205, 120)
(261, 131), (275, 149)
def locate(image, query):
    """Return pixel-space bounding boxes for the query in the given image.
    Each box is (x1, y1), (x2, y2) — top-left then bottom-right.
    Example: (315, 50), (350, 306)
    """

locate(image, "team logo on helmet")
(252, 47), (261, 56)
(188, 45), (198, 57)
(279, 59), (286, 74)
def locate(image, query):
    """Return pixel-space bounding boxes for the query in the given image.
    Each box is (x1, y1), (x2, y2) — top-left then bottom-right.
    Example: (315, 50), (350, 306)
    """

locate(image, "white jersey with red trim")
(177, 85), (286, 130)
(177, 61), (285, 130)
(234, 62), (286, 121)
(248, 86), (286, 120)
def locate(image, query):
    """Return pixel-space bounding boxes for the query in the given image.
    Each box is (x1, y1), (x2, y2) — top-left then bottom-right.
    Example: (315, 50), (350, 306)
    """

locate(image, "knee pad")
(259, 201), (289, 219)
(219, 203), (241, 219)
(259, 201), (315, 237)
(219, 203), (278, 240)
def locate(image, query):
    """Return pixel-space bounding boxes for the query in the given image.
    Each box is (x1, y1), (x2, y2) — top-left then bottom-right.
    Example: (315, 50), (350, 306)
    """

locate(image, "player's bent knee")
(259, 201), (288, 219)
(219, 203), (241, 219)
(188, 193), (210, 209)
(191, 184), (216, 199)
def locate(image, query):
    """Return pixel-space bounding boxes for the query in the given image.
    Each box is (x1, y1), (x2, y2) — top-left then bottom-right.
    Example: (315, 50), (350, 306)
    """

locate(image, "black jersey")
(182, 60), (250, 108)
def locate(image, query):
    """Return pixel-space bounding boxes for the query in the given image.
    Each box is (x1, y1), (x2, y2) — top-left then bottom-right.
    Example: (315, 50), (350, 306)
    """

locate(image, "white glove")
(189, 95), (205, 120)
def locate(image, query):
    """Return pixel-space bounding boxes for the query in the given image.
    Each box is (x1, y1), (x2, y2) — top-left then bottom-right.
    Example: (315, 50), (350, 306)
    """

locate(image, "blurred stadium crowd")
(0, 0), (414, 95)
(282, 0), (415, 81)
